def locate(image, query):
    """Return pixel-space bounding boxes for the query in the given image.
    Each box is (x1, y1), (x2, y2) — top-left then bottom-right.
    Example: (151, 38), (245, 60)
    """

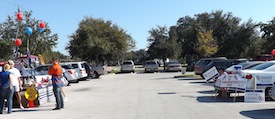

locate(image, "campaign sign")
(245, 89), (265, 103)
(215, 74), (247, 89)
(203, 67), (219, 81)
(255, 74), (274, 87)
(37, 85), (54, 105)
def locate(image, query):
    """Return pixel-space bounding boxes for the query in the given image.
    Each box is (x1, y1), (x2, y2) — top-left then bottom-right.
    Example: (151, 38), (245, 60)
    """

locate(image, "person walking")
(48, 58), (64, 110)
(0, 64), (14, 114)
(7, 60), (24, 109)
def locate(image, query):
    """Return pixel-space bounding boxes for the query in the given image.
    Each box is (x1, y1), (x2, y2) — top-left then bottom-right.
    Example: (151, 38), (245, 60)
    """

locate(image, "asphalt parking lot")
(2, 72), (275, 119)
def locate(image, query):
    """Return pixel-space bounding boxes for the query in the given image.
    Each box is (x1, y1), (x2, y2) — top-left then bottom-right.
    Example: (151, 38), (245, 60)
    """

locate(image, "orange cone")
(28, 100), (35, 108)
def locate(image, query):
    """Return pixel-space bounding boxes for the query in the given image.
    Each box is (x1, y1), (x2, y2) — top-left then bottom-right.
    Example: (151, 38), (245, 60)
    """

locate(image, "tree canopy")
(66, 17), (136, 64)
(0, 11), (58, 60)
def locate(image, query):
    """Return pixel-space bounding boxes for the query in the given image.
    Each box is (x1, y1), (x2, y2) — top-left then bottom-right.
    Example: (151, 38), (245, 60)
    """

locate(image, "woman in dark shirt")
(0, 64), (13, 114)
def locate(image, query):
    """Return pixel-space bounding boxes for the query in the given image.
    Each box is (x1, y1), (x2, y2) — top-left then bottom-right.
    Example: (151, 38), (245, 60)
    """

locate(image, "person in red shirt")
(48, 58), (64, 110)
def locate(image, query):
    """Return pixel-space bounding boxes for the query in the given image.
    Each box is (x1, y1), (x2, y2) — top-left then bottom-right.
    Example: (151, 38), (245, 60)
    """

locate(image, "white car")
(121, 60), (135, 73)
(62, 62), (88, 80)
(165, 61), (182, 72)
(34, 64), (70, 86)
(61, 64), (79, 83)
(240, 61), (275, 99)
(144, 60), (159, 72)
(225, 61), (264, 74)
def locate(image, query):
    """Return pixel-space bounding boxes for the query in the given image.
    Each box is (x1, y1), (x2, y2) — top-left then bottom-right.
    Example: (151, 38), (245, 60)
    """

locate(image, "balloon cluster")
(15, 12), (46, 47)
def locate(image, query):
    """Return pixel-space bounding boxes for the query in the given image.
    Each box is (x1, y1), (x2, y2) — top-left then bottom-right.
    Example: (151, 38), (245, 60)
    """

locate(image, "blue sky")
(1, 0), (275, 55)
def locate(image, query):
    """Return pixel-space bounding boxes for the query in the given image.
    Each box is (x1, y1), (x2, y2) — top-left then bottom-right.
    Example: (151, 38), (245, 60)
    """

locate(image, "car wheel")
(91, 72), (96, 79)
(65, 77), (70, 86)
(266, 87), (274, 100)
(95, 71), (100, 78)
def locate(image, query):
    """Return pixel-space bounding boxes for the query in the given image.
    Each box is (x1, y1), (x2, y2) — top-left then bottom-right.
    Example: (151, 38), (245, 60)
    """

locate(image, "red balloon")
(15, 39), (22, 47)
(17, 12), (23, 21)
(39, 22), (45, 28)
(272, 49), (275, 55)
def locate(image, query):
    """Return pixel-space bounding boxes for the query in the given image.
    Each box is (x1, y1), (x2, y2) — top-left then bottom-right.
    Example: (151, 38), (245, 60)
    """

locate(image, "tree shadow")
(158, 92), (177, 95)
(115, 72), (133, 74)
(177, 77), (203, 80)
(189, 81), (212, 84)
(240, 109), (275, 119)
(197, 90), (215, 94)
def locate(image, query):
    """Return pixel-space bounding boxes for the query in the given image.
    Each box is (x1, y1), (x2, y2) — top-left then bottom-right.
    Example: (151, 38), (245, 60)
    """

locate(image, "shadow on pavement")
(197, 90), (215, 94)
(189, 81), (209, 84)
(158, 92), (177, 95)
(155, 77), (174, 80)
(177, 78), (203, 81)
(115, 72), (133, 74)
(74, 87), (91, 92)
(195, 96), (244, 103)
(12, 108), (54, 113)
(240, 109), (275, 119)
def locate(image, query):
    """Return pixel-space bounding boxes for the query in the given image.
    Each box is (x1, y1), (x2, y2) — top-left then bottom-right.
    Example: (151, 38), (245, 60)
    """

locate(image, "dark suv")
(203, 59), (248, 73)
(194, 57), (227, 76)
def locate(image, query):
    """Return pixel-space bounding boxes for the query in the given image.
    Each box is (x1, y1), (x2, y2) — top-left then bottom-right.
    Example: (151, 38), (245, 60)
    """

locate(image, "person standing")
(0, 64), (13, 114)
(7, 60), (24, 109)
(48, 58), (64, 110)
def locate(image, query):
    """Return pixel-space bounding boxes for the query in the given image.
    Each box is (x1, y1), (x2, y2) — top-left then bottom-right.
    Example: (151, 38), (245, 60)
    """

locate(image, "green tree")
(147, 26), (169, 60)
(260, 18), (275, 53)
(176, 10), (261, 59)
(0, 11), (58, 59)
(196, 30), (218, 57)
(66, 17), (135, 64)
(147, 26), (181, 69)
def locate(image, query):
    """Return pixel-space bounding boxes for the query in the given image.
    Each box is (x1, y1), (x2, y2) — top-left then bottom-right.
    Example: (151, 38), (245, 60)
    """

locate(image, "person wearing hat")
(0, 64), (13, 114)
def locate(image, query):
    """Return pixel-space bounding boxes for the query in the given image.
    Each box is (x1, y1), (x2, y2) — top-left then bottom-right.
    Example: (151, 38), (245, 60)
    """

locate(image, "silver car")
(165, 61), (182, 72)
(144, 60), (159, 72)
(121, 60), (135, 73)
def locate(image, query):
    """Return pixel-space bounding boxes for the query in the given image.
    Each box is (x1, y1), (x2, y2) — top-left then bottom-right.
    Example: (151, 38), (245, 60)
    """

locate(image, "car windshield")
(249, 62), (275, 70)
(123, 62), (132, 65)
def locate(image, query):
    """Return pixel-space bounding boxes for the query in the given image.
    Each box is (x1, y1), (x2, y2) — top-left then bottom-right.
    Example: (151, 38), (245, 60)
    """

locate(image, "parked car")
(121, 60), (135, 73)
(240, 61), (275, 99)
(62, 62), (88, 80)
(194, 57), (227, 76)
(144, 60), (159, 72)
(186, 61), (196, 71)
(204, 59), (248, 73)
(253, 54), (274, 61)
(83, 62), (100, 79)
(165, 60), (182, 72)
(60, 64), (79, 83)
(35, 64), (70, 86)
(225, 61), (264, 74)
(91, 65), (108, 76)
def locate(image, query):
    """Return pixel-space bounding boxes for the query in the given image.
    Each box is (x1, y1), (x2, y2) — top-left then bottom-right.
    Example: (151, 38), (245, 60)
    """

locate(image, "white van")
(62, 62), (88, 80)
